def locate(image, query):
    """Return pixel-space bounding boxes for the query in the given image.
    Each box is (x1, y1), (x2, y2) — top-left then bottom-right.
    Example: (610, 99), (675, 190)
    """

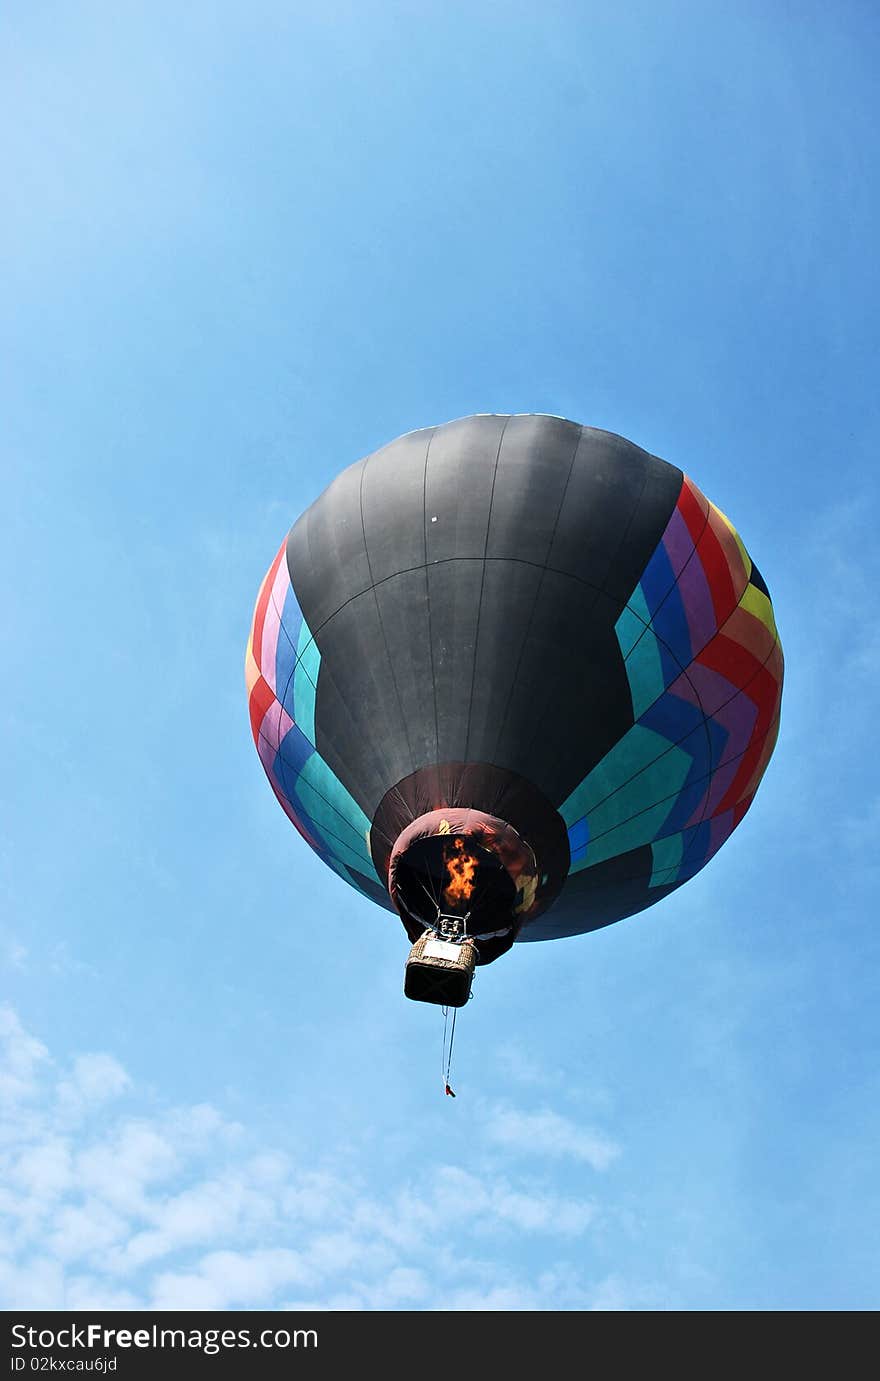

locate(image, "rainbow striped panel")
(562, 475), (783, 893)
(246, 543), (392, 907)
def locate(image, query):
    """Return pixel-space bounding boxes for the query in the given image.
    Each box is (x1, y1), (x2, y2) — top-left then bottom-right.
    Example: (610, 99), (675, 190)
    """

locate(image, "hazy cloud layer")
(0, 1006), (648, 1311)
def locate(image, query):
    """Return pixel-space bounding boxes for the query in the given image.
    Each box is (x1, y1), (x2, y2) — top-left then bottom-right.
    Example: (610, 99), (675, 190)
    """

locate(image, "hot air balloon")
(246, 416), (783, 1006)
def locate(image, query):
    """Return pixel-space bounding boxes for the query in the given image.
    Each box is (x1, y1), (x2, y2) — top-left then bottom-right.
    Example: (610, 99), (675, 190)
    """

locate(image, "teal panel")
(626, 626), (666, 719)
(561, 726), (693, 873)
(650, 832), (684, 888)
(295, 753), (376, 876)
(561, 725), (673, 824)
(615, 584), (652, 657)
(327, 857), (378, 902)
(294, 618), (319, 744)
(616, 586), (665, 720)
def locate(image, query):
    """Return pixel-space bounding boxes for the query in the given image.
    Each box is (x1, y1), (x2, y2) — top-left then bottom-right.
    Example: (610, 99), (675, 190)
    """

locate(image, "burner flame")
(443, 837), (479, 908)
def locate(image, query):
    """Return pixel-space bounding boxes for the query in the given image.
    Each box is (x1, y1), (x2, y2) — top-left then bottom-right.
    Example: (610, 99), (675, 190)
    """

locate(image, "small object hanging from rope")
(442, 1006), (458, 1098)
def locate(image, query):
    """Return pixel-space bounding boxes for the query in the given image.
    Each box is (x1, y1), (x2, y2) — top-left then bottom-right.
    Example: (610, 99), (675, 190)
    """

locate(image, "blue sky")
(1, 1), (878, 1310)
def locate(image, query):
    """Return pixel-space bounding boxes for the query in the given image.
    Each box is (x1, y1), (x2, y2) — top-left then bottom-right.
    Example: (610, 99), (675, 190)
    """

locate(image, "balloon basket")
(404, 934), (477, 1007)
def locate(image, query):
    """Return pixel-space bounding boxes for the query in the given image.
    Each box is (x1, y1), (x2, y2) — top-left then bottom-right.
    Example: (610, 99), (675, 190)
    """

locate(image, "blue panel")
(274, 583), (304, 708)
(640, 541), (676, 616)
(675, 820), (712, 880)
(661, 712), (729, 835)
(705, 713), (729, 773)
(651, 582), (693, 671)
(273, 721), (314, 781)
(662, 768), (708, 835)
(656, 635), (685, 689)
(640, 688), (704, 742)
(568, 816), (590, 861)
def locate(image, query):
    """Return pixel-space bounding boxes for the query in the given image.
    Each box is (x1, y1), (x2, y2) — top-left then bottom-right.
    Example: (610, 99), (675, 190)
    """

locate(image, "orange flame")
(443, 837), (479, 908)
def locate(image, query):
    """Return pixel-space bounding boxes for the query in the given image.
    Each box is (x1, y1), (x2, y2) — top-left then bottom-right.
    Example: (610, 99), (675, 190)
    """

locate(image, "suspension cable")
(441, 1005), (457, 1097)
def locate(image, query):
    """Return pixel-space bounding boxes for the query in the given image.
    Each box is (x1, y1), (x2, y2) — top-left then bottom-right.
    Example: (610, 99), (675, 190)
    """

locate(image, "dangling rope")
(441, 1005), (457, 1097)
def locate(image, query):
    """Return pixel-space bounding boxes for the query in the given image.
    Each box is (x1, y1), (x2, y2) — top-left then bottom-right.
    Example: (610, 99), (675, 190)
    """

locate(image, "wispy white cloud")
(0, 1005), (50, 1110)
(152, 1248), (310, 1311)
(484, 1104), (621, 1170)
(385, 1164), (597, 1246)
(0, 1005), (650, 1311)
(57, 1052), (131, 1111)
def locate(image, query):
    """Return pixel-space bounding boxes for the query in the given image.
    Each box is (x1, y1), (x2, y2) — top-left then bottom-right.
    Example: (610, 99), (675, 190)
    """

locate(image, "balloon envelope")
(246, 415), (782, 952)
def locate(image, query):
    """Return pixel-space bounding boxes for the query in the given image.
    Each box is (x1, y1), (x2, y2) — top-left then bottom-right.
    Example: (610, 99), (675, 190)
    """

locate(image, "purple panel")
(257, 701), (294, 777)
(667, 665), (759, 826)
(671, 662), (744, 718)
(708, 809), (735, 856)
(661, 506), (697, 579)
(675, 551), (716, 659)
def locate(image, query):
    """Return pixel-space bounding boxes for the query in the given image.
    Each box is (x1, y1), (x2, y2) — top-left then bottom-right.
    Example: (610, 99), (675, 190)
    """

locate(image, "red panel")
(678, 475), (709, 544)
(716, 692), (781, 813)
(250, 541), (286, 671)
(736, 713), (781, 805)
(698, 630), (762, 693)
(732, 794), (754, 829)
(697, 617), (782, 815)
(695, 519), (738, 626)
(248, 673), (276, 744)
(708, 505), (750, 599)
(765, 641), (784, 688)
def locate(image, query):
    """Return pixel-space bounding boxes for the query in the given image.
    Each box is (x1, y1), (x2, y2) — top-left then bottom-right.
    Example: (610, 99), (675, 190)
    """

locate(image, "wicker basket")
(404, 934), (477, 1007)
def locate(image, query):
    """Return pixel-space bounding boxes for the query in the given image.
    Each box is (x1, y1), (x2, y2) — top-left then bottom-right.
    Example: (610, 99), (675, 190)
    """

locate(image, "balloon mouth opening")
(387, 808), (539, 945)
(393, 835), (518, 933)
